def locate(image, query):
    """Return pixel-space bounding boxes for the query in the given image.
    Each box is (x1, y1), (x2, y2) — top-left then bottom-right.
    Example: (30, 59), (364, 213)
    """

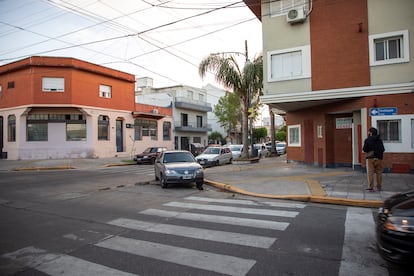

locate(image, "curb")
(204, 179), (383, 208)
(13, 166), (75, 171)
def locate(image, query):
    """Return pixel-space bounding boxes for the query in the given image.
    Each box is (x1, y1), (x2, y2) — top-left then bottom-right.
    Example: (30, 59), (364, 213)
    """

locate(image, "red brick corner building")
(245, 0), (414, 173)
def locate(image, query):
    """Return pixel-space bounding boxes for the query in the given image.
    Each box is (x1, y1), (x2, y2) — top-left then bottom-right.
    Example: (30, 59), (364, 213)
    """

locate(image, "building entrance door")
(0, 116), (4, 158)
(304, 120), (314, 165)
(116, 119), (123, 152)
(180, 137), (189, 151)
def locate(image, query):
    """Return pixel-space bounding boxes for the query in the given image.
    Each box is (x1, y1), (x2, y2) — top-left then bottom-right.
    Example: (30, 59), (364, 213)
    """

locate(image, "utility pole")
(245, 40), (255, 157)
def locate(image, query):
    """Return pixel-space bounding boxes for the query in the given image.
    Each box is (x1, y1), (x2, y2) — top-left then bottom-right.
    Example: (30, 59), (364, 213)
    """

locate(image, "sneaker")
(365, 188), (374, 192)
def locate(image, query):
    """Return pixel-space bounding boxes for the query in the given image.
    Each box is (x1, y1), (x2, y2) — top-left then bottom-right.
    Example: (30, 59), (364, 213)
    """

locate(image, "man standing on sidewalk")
(363, 127), (385, 192)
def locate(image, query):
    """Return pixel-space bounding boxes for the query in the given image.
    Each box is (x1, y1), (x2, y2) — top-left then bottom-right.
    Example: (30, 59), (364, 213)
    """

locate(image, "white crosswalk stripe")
(184, 196), (306, 209)
(140, 208), (290, 230)
(2, 246), (136, 276)
(107, 217), (276, 248)
(163, 201), (299, 217)
(96, 236), (256, 276)
(3, 197), (304, 276)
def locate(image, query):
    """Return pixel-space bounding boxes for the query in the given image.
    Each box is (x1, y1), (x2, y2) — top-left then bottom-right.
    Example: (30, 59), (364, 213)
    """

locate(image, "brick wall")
(310, 0), (370, 90)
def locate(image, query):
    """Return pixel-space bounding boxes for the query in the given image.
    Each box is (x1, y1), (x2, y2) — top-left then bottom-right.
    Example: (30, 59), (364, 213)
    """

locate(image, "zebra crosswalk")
(2, 196), (306, 276)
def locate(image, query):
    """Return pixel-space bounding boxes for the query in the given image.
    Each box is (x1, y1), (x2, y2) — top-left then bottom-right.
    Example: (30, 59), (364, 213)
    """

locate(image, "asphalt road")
(0, 166), (412, 275)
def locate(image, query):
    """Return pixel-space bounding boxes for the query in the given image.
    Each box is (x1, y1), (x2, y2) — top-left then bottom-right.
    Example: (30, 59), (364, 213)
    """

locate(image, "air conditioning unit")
(286, 6), (306, 24)
(152, 109), (159, 114)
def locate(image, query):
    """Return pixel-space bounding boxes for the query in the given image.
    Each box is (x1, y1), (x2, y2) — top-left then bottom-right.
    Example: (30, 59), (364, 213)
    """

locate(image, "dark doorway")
(304, 120), (314, 165)
(116, 119), (123, 152)
(180, 137), (189, 151)
(0, 116), (4, 158)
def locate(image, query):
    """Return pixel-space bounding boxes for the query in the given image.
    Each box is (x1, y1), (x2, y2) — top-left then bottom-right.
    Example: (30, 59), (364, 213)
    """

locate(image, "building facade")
(245, 0), (414, 172)
(136, 78), (212, 151)
(0, 56), (173, 160)
(202, 84), (227, 139)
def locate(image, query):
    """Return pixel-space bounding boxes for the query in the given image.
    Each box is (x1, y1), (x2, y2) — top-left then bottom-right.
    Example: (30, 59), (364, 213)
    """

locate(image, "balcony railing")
(174, 121), (212, 133)
(174, 97), (212, 112)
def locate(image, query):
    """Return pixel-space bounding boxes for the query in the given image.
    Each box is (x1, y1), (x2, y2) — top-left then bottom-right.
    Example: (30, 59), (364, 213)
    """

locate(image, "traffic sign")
(369, 107), (397, 116)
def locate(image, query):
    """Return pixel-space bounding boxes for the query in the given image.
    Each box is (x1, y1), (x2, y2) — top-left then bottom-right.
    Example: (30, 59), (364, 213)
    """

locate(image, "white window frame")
(99, 84), (112, 98)
(372, 114), (414, 153)
(288, 124), (301, 147)
(42, 77), (64, 92)
(369, 30), (410, 66)
(267, 45), (311, 82)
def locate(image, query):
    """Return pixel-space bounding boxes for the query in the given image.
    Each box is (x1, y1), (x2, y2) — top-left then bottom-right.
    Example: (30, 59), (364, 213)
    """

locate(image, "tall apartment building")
(244, 0), (414, 172)
(0, 57), (173, 160)
(136, 77), (212, 151)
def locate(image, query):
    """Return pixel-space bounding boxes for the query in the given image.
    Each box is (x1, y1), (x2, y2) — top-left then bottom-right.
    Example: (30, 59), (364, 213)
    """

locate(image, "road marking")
(96, 236), (256, 276)
(184, 196), (259, 205)
(2, 246), (136, 276)
(164, 201), (299, 217)
(339, 207), (387, 276)
(108, 218), (276, 248)
(184, 197), (306, 210)
(140, 208), (290, 230)
(262, 201), (306, 209)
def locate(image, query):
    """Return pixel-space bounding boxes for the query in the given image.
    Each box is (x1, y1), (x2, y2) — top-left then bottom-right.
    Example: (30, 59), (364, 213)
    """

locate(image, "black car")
(134, 147), (167, 164)
(376, 190), (414, 265)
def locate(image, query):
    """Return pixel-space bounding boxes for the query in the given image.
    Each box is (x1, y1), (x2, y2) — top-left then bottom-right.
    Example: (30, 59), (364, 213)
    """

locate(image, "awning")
(260, 82), (414, 114)
(131, 111), (165, 120)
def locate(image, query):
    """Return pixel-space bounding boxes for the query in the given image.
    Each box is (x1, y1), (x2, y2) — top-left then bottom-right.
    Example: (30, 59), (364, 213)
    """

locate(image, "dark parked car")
(376, 190), (414, 265)
(154, 150), (204, 190)
(134, 147), (167, 164)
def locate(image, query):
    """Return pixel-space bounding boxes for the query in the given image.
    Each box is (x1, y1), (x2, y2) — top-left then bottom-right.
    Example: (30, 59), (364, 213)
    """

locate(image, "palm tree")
(199, 54), (263, 158)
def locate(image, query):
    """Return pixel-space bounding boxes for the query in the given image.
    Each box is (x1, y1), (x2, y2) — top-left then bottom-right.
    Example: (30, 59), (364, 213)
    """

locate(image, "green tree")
(276, 126), (286, 142)
(199, 54), (263, 158)
(208, 131), (224, 144)
(213, 92), (241, 136)
(253, 127), (267, 143)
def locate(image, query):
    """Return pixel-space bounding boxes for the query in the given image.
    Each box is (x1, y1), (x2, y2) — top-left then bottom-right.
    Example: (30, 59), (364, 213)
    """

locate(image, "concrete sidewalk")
(203, 156), (414, 207)
(1, 155), (413, 208)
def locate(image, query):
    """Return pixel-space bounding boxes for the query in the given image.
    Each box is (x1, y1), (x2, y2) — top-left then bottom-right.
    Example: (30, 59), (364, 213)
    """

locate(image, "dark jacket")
(363, 135), (385, 159)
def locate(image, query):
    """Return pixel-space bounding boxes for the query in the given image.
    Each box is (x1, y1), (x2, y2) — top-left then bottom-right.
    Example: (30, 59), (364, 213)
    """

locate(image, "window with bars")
(134, 119), (157, 140)
(98, 115), (109, 140)
(163, 121), (171, 140)
(378, 119), (401, 143)
(8, 115), (16, 142)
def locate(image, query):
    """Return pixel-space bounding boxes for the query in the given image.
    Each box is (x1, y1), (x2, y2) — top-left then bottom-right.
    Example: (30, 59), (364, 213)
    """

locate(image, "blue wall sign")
(370, 107), (397, 116)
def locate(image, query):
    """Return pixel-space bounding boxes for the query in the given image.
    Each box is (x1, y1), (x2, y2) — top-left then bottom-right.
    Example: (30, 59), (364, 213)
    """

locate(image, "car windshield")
(203, 147), (220, 154)
(163, 152), (195, 163)
(229, 145), (242, 151)
(143, 147), (153, 153)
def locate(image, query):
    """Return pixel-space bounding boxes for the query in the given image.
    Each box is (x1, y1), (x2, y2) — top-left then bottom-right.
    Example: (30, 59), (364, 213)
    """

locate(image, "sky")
(0, 0), (263, 89)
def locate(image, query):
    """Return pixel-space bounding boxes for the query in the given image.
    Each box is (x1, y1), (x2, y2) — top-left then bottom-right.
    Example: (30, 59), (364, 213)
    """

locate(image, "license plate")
(199, 161), (205, 164)
(183, 175), (192, 179)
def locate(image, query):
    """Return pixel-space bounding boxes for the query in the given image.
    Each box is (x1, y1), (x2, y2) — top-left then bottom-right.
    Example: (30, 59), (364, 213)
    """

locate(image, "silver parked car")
(276, 142), (286, 155)
(154, 150), (204, 190)
(195, 146), (233, 167)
